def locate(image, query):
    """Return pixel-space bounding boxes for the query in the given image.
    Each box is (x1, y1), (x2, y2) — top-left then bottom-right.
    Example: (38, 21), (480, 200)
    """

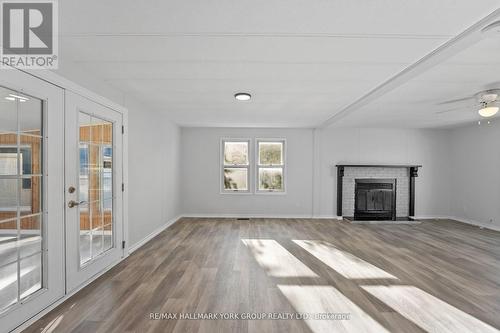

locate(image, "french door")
(64, 92), (124, 292)
(0, 71), (65, 331)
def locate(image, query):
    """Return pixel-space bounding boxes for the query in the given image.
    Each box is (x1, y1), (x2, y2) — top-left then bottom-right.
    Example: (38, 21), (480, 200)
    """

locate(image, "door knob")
(68, 200), (85, 208)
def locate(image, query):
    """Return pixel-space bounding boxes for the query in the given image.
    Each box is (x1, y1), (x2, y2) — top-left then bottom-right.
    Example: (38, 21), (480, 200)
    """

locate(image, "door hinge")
(122, 183), (125, 192)
(121, 125), (125, 134)
(122, 241), (126, 249)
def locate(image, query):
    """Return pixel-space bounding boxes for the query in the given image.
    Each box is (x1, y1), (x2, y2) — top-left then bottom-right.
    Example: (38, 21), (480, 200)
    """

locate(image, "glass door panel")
(0, 86), (43, 313)
(65, 91), (123, 293)
(0, 69), (64, 333)
(78, 113), (114, 266)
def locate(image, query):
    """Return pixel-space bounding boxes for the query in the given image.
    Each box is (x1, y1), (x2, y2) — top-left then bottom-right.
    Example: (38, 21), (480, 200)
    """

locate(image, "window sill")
(220, 191), (253, 195)
(255, 191), (287, 195)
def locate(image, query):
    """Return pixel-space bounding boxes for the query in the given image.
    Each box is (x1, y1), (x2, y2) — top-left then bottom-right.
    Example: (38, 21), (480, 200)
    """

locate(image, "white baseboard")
(447, 216), (500, 232)
(181, 213), (342, 219)
(311, 215), (343, 220)
(411, 215), (450, 220)
(413, 215), (500, 232)
(181, 213), (310, 219)
(128, 215), (183, 254)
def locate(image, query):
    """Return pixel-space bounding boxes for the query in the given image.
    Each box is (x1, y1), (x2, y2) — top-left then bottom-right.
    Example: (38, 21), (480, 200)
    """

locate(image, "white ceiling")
(57, 1), (500, 128)
(331, 21), (500, 128)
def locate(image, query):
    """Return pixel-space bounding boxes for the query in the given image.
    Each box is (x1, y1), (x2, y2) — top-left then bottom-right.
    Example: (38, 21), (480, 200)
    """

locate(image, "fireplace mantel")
(335, 164), (422, 218)
(336, 164), (422, 169)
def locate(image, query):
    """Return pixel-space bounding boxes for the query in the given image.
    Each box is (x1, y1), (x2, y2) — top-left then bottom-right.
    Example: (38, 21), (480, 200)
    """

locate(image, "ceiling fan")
(435, 89), (500, 118)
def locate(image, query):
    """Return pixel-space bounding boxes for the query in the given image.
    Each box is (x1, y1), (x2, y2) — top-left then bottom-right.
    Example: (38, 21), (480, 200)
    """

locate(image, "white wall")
(449, 121), (500, 229)
(180, 126), (453, 219)
(313, 128), (452, 218)
(127, 98), (181, 245)
(180, 128), (314, 217)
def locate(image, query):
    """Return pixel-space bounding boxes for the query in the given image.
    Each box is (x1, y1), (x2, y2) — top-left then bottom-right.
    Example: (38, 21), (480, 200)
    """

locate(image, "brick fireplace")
(336, 164), (421, 220)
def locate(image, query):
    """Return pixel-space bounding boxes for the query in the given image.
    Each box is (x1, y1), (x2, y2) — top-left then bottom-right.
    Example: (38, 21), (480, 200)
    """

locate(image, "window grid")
(221, 139), (250, 193)
(257, 140), (286, 193)
(0, 87), (44, 313)
(78, 113), (114, 267)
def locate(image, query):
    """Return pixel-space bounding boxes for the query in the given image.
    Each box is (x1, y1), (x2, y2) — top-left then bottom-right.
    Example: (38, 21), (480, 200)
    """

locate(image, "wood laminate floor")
(24, 218), (500, 333)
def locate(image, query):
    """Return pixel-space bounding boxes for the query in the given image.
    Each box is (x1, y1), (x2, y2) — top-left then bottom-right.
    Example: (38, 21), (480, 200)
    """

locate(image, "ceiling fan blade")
(435, 105), (474, 114)
(436, 96), (474, 106)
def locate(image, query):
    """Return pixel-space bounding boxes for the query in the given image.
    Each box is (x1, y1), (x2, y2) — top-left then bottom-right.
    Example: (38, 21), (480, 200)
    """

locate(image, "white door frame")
(0, 69), (65, 332)
(0, 68), (129, 332)
(64, 91), (126, 293)
(22, 70), (130, 258)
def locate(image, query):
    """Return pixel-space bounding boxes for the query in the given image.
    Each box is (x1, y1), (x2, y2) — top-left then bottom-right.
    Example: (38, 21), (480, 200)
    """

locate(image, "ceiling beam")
(318, 8), (500, 128)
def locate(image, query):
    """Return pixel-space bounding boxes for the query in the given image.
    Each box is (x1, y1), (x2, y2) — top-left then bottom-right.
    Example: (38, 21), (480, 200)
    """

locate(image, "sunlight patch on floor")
(362, 285), (499, 333)
(293, 240), (397, 280)
(278, 285), (389, 333)
(242, 239), (318, 278)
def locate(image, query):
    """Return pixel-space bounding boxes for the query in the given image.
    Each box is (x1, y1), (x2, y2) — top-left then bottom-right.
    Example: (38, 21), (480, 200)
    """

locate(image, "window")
(222, 139), (250, 192)
(257, 140), (285, 192)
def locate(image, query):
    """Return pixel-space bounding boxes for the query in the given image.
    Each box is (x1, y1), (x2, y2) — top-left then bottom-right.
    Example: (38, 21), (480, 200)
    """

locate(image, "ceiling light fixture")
(478, 103), (499, 118)
(234, 93), (251, 101)
(4, 97), (15, 101)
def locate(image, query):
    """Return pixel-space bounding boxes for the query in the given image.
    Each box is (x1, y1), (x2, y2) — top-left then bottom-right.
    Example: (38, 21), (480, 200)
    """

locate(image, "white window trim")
(220, 138), (252, 194)
(255, 138), (287, 195)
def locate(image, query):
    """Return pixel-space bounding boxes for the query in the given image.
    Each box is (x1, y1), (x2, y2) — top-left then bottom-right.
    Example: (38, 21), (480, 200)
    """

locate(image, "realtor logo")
(1, 0), (58, 68)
